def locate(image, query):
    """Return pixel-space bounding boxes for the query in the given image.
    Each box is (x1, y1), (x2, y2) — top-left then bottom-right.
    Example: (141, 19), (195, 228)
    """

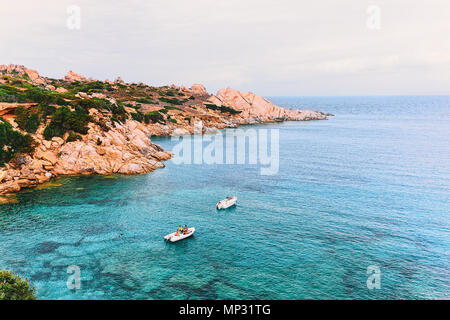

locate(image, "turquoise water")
(1, 96), (449, 299)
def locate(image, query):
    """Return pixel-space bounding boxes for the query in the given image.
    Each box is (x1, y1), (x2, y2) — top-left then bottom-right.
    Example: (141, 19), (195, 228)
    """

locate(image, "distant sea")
(0, 96), (449, 299)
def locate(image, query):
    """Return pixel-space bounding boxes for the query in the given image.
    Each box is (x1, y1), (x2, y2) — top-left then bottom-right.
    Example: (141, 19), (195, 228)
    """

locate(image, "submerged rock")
(35, 241), (63, 254)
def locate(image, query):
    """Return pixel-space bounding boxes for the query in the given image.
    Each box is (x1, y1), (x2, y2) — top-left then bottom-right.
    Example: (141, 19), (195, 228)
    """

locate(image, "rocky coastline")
(0, 64), (330, 197)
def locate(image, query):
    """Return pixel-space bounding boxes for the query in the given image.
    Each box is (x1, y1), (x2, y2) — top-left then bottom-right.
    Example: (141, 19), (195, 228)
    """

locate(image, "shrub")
(0, 270), (36, 300)
(74, 97), (112, 111)
(23, 88), (68, 105)
(43, 106), (91, 140)
(219, 105), (242, 114)
(158, 97), (183, 105)
(164, 106), (182, 111)
(130, 111), (144, 122)
(96, 137), (102, 145)
(0, 84), (27, 103)
(144, 111), (165, 124)
(0, 118), (36, 166)
(66, 80), (108, 94)
(37, 103), (57, 120)
(94, 118), (110, 132)
(74, 98), (126, 123)
(14, 106), (41, 133)
(14, 103), (59, 134)
(66, 131), (82, 142)
(205, 104), (241, 115)
(135, 97), (156, 104)
(204, 103), (219, 110)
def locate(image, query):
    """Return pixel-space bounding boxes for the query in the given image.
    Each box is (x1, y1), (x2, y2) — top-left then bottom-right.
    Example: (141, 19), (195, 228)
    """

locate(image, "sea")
(0, 96), (449, 299)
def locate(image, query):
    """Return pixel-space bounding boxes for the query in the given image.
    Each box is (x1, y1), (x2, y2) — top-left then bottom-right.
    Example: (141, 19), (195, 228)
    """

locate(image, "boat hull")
(216, 196), (237, 210)
(164, 227), (195, 242)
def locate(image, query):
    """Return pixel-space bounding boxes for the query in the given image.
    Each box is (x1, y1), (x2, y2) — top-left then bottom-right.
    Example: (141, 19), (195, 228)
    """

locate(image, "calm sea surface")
(0, 96), (449, 299)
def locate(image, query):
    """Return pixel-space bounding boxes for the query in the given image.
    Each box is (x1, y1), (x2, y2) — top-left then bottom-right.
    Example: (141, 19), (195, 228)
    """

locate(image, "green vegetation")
(158, 97), (185, 105)
(204, 104), (242, 115)
(74, 98), (127, 123)
(24, 88), (68, 105)
(43, 106), (91, 140)
(74, 97), (112, 111)
(130, 111), (144, 122)
(14, 103), (58, 134)
(0, 118), (36, 166)
(135, 97), (156, 104)
(144, 111), (165, 124)
(14, 106), (40, 133)
(0, 84), (27, 103)
(94, 118), (110, 132)
(0, 84), (69, 104)
(110, 102), (128, 123)
(0, 72), (245, 167)
(66, 80), (113, 94)
(37, 103), (57, 120)
(164, 90), (185, 97)
(66, 131), (82, 142)
(164, 105), (182, 111)
(125, 103), (141, 110)
(0, 270), (36, 300)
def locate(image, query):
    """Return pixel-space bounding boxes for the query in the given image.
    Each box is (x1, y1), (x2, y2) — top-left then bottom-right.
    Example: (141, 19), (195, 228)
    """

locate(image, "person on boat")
(183, 225), (189, 234)
(175, 230), (180, 236)
(178, 225), (182, 233)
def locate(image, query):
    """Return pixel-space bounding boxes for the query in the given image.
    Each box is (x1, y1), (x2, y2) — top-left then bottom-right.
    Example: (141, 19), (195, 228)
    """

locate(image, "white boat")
(164, 227), (195, 242)
(216, 196), (237, 210)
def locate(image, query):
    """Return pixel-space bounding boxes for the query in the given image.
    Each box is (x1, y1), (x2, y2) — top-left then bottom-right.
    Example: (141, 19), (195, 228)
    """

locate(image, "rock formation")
(64, 70), (87, 82)
(208, 88), (328, 122)
(0, 64), (47, 86)
(190, 84), (208, 96)
(0, 119), (171, 194)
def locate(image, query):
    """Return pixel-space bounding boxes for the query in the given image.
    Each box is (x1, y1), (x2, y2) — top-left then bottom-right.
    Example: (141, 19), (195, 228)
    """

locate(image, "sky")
(1, 0), (449, 96)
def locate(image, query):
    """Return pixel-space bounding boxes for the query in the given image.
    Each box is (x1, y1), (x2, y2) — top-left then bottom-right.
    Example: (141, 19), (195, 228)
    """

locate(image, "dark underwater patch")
(35, 241), (63, 254)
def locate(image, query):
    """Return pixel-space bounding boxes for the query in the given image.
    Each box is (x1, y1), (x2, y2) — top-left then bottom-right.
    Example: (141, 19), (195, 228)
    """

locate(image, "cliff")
(0, 64), (330, 195)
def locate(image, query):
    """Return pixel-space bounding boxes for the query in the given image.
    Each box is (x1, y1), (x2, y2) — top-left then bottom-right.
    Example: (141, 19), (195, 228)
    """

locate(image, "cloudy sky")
(1, 0), (449, 95)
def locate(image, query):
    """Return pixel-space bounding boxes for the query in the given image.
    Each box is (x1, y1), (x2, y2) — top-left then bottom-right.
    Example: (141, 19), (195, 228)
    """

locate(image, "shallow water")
(1, 96), (449, 299)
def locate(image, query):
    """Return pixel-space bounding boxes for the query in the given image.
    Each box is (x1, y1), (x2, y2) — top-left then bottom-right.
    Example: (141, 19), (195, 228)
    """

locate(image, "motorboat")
(164, 227), (195, 242)
(216, 196), (237, 210)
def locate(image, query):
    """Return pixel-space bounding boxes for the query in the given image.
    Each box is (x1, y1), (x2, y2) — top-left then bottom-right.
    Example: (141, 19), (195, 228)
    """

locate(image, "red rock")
(191, 84), (208, 96)
(64, 70), (86, 82)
